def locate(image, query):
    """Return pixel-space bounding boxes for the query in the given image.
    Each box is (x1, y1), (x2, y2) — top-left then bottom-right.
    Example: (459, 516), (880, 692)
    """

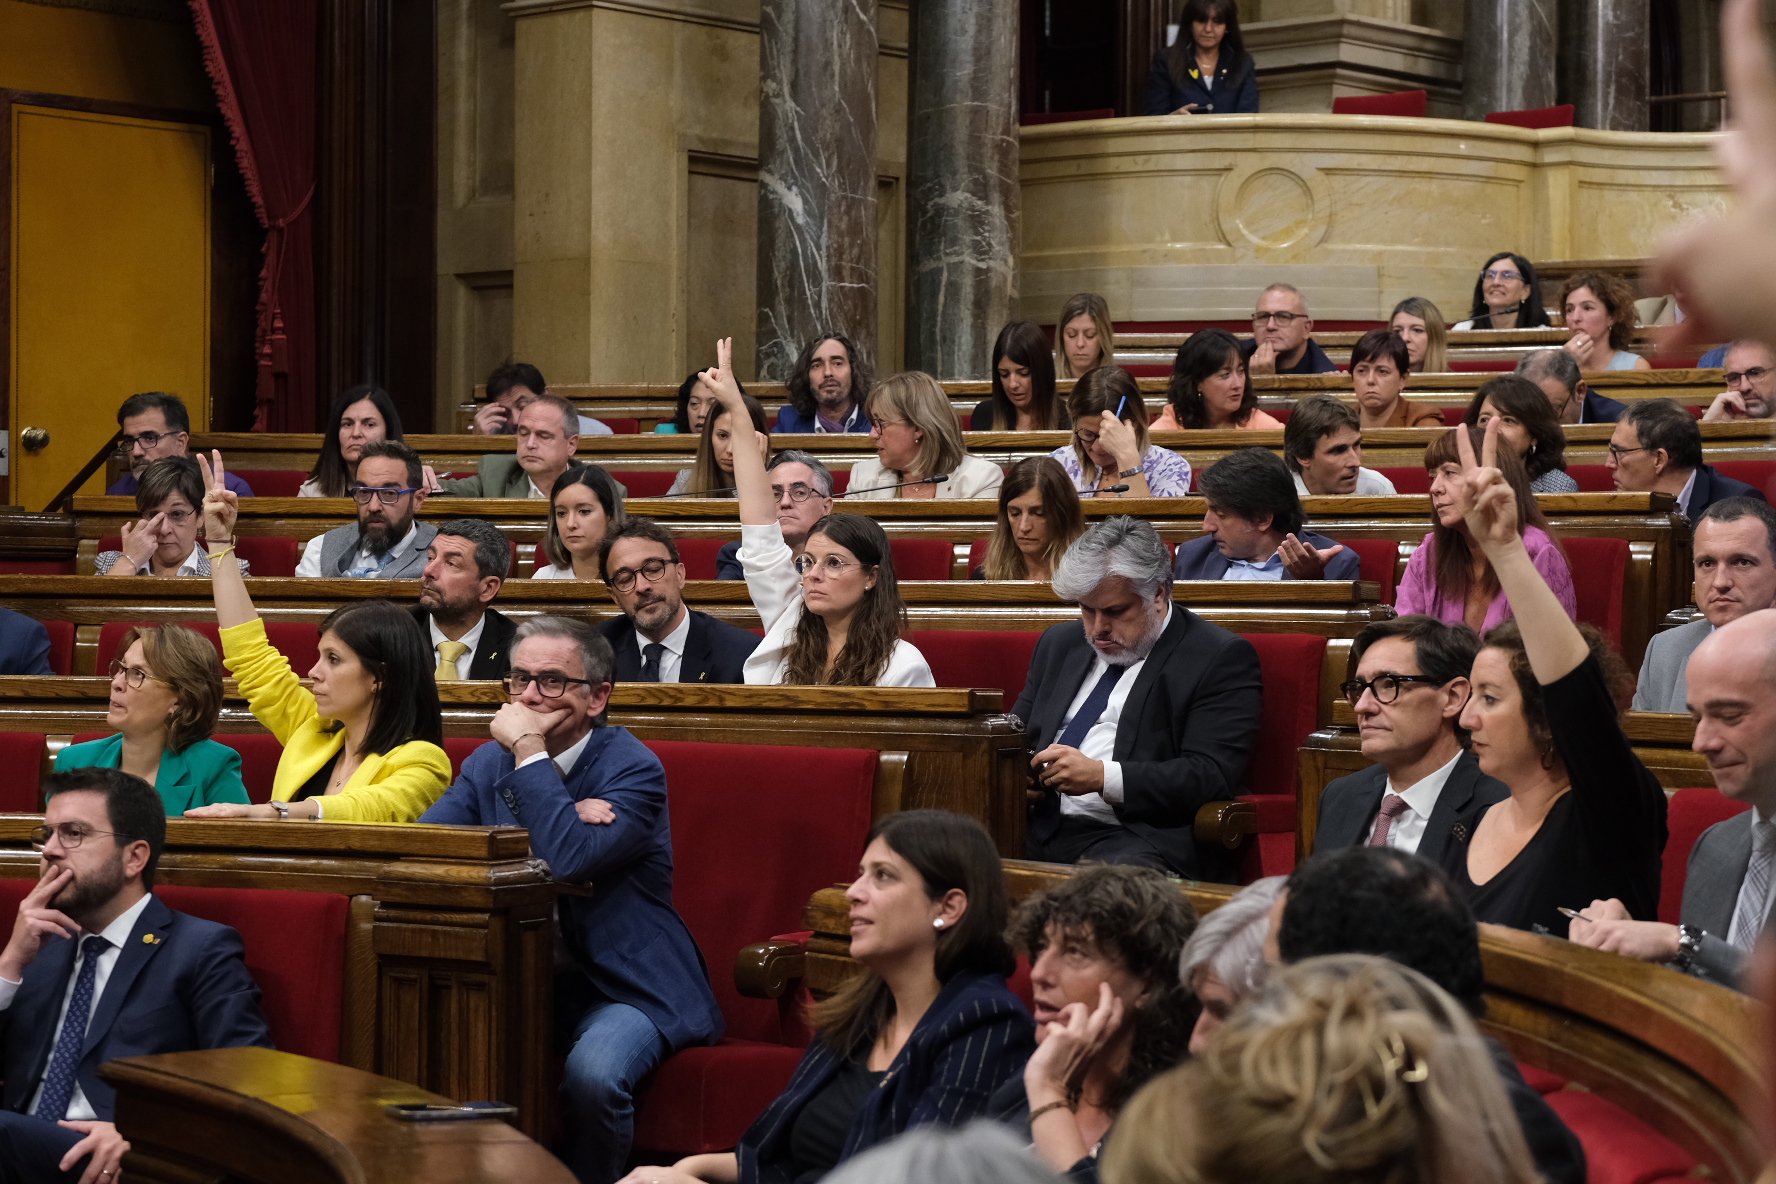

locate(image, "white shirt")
(0, 891), (155, 1121)
(526, 478), (548, 500)
(515, 725), (595, 775)
(295, 522), (421, 578)
(1292, 468), (1399, 497)
(1677, 468), (1700, 519)
(1056, 606), (1173, 826)
(633, 609), (691, 684)
(1380, 749), (1464, 856)
(428, 613), (488, 678)
(530, 564), (580, 580)
(843, 454), (1006, 500)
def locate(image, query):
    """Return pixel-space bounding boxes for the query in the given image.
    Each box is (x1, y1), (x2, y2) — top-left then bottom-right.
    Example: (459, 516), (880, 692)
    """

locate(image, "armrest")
(735, 933), (810, 999)
(1194, 799), (1256, 850)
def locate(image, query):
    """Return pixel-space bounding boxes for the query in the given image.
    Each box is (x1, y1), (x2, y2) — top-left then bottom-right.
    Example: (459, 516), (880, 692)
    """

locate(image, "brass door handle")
(19, 428), (48, 453)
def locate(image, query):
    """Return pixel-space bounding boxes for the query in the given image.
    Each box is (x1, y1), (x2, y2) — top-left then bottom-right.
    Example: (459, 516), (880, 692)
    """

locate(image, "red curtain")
(188, 0), (318, 432)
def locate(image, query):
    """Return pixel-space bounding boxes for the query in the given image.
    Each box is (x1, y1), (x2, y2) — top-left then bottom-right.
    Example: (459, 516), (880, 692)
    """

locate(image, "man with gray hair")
(716, 450), (836, 579)
(420, 616), (721, 1180)
(1011, 516), (1263, 877)
(1516, 348), (1625, 425)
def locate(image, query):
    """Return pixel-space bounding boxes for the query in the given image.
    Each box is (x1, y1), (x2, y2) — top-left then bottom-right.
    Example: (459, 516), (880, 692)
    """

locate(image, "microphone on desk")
(654, 485), (739, 498)
(839, 474), (949, 498)
(1081, 484), (1131, 497)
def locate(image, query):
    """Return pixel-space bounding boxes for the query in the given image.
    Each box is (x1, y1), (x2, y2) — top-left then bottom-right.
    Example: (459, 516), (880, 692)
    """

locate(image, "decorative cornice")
(1246, 14), (1462, 80)
(502, 0), (908, 54)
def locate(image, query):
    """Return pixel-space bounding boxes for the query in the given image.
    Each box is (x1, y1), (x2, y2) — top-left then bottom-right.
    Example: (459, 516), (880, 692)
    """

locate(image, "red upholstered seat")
(443, 735), (484, 780)
(96, 620), (321, 678)
(1711, 459), (1776, 501)
(0, 879), (348, 1063)
(1236, 633), (1327, 880)
(614, 470), (678, 498)
(1484, 103), (1576, 129)
(0, 559), (74, 574)
(208, 733), (285, 804)
(0, 733), (47, 811)
(42, 619), (73, 676)
(890, 538), (955, 580)
(1448, 359), (1518, 372)
(231, 469), (308, 497)
(1567, 464), (1616, 492)
(235, 536), (298, 577)
(1339, 537), (1398, 603)
(1515, 1061), (1568, 1095)
(906, 630), (1041, 705)
(598, 417), (641, 435)
(965, 537), (990, 576)
(675, 537), (728, 580)
(632, 740), (879, 1157)
(1379, 466), (1432, 495)
(1544, 1090), (1695, 1184)
(1560, 536), (1627, 649)
(1331, 89), (1427, 118)
(1440, 406), (1467, 426)
(1661, 787), (1748, 925)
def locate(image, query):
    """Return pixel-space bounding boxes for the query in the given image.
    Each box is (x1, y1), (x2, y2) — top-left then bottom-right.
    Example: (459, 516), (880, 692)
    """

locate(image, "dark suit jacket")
(715, 539), (743, 581)
(1172, 530), (1360, 582)
(409, 605), (516, 680)
(420, 729), (723, 1051)
(1011, 609), (1263, 878)
(1141, 45), (1260, 115)
(1689, 464), (1768, 520)
(599, 609), (757, 684)
(738, 971), (1033, 1184)
(1314, 750), (1507, 867)
(1580, 390), (1628, 423)
(0, 609), (51, 676)
(1680, 807), (1774, 989)
(0, 895), (271, 1120)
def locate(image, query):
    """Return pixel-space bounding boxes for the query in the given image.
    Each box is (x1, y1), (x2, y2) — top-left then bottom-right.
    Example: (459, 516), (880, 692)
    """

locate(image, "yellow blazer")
(220, 619), (450, 821)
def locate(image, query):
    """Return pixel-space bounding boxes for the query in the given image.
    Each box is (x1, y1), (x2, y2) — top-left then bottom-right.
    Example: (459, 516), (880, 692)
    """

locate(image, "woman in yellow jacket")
(185, 451), (450, 821)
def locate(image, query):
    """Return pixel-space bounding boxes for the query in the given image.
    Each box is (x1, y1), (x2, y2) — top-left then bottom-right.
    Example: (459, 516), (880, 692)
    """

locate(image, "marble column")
(1461, 0), (1558, 121)
(754, 0), (879, 383)
(904, 0), (1019, 380)
(1562, 0), (1649, 130)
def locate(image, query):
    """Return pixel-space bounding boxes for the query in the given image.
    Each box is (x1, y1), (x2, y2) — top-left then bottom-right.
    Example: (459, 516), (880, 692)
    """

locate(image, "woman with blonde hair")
(978, 458), (1085, 581)
(1390, 296), (1449, 374)
(849, 372), (1005, 500)
(1056, 293), (1116, 380)
(1101, 955), (1542, 1184)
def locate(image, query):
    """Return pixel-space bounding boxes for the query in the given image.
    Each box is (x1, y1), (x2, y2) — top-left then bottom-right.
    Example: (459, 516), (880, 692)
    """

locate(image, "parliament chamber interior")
(0, 0), (1773, 1181)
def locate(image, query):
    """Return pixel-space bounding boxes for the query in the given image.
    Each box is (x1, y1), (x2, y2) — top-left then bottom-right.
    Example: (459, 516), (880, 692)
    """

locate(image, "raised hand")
(0, 864), (78, 982)
(696, 337), (744, 414)
(1096, 410), (1142, 471)
(1278, 533), (1345, 580)
(1455, 420), (1520, 555)
(195, 450), (238, 541)
(470, 401), (512, 435)
(1562, 331), (1600, 370)
(1024, 981), (1125, 1102)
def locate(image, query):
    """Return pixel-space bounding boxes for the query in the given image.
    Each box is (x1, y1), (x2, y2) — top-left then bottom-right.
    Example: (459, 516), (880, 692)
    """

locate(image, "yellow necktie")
(435, 640), (471, 680)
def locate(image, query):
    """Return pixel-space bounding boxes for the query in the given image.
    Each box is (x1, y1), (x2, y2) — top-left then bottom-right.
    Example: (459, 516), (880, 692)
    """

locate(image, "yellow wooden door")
(9, 104), (210, 510)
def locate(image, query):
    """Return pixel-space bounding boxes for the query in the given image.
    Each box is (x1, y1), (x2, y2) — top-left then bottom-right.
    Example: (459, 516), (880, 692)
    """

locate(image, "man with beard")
(411, 518), (516, 680)
(1012, 517), (1263, 877)
(296, 440), (438, 577)
(772, 334), (871, 434)
(0, 769), (270, 1182)
(596, 519), (756, 683)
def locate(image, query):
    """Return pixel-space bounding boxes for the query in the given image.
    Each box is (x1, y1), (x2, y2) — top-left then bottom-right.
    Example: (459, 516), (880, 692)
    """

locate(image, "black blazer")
(410, 605), (516, 680)
(1011, 608), (1263, 878)
(600, 609), (758, 684)
(1580, 390), (1628, 424)
(1314, 750), (1507, 867)
(1142, 44), (1259, 115)
(1689, 463), (1768, 519)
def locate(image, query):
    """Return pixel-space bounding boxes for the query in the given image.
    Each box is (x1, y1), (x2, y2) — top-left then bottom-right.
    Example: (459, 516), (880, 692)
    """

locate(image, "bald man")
(1571, 609), (1776, 988)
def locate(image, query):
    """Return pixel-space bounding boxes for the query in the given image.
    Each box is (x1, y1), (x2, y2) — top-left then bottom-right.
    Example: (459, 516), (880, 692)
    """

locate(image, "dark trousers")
(0, 1110), (88, 1183)
(1025, 814), (1176, 872)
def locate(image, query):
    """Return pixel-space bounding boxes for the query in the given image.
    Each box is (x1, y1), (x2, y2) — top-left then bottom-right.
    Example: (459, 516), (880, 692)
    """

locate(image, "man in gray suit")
(295, 440), (438, 578)
(1632, 498), (1776, 712)
(1315, 616), (1507, 866)
(1573, 610), (1776, 988)
(439, 393), (580, 499)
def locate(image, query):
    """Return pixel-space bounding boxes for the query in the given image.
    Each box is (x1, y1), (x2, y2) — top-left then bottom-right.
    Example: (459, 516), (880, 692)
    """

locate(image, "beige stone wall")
(1017, 115), (1728, 325)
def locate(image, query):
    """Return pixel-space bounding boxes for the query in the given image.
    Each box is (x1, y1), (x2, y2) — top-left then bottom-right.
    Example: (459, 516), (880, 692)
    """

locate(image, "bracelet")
(207, 544), (237, 561)
(516, 733), (547, 749)
(1028, 1099), (1072, 1123)
(1117, 466), (1144, 479)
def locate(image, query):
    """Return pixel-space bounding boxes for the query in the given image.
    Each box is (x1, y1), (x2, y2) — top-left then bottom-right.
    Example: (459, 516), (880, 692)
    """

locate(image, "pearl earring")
(932, 918), (945, 929)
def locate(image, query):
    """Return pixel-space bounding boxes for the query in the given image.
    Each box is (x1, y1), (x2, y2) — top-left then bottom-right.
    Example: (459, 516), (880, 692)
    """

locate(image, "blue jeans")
(560, 997), (670, 1184)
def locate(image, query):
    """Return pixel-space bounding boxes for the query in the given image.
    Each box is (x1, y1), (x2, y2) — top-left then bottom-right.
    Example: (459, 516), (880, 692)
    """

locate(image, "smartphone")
(385, 1101), (519, 1123)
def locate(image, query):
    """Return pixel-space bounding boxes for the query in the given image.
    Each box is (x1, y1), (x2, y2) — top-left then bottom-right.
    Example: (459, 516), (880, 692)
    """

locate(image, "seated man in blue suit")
(1609, 398), (1768, 520)
(1517, 349), (1626, 425)
(1173, 447), (1361, 582)
(1315, 616), (1506, 866)
(419, 617), (722, 1182)
(0, 768), (270, 1183)
(597, 519), (757, 683)
(0, 608), (52, 676)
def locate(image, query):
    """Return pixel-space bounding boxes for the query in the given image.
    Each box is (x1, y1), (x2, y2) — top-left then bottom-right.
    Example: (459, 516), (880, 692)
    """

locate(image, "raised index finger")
(209, 449), (228, 489)
(1454, 422), (1479, 472)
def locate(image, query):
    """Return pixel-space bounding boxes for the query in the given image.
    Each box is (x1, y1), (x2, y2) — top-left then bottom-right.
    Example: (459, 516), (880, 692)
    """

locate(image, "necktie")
(639, 643), (665, 683)
(1366, 793), (1410, 848)
(1056, 664), (1127, 752)
(37, 935), (109, 1122)
(1728, 820), (1776, 951)
(435, 640), (471, 681)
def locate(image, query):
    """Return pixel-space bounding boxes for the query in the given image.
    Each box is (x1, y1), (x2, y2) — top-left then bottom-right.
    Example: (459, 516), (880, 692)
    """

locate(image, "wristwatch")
(269, 800), (290, 821)
(1670, 923), (1703, 971)
(1117, 466), (1144, 479)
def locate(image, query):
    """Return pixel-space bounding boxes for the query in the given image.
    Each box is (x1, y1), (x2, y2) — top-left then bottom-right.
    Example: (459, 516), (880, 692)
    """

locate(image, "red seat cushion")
(906, 630), (1041, 705)
(598, 417), (641, 435)
(1560, 537), (1627, 649)
(231, 469), (308, 497)
(633, 1041), (804, 1156)
(0, 733), (47, 811)
(1567, 464), (1616, 492)
(235, 536), (298, 577)
(97, 620), (320, 678)
(889, 538), (955, 581)
(1235, 634), (1327, 879)
(1711, 459), (1776, 501)
(1515, 1060), (1568, 1094)
(675, 537), (728, 580)
(1339, 537), (1398, 602)
(443, 736), (484, 780)
(1331, 89), (1427, 117)
(210, 733), (286, 804)
(42, 620), (73, 676)
(1661, 787), (1748, 925)
(0, 559), (75, 575)
(1484, 103), (1575, 129)
(1543, 1090), (1695, 1184)
(1379, 466), (1432, 495)
(614, 470), (678, 498)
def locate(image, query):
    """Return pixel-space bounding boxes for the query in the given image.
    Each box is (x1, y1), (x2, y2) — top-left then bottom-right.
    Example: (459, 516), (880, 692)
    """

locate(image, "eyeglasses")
(1075, 429), (1102, 447)
(1606, 444), (1649, 463)
(29, 823), (132, 851)
(1340, 673), (1446, 707)
(348, 485), (420, 505)
(1726, 366), (1771, 387)
(868, 417), (908, 434)
(793, 553), (864, 578)
(1482, 268), (1525, 283)
(108, 659), (161, 689)
(608, 557), (675, 593)
(116, 430), (179, 453)
(155, 508), (196, 526)
(501, 669), (597, 698)
(1251, 311), (1304, 326)
(771, 482), (824, 504)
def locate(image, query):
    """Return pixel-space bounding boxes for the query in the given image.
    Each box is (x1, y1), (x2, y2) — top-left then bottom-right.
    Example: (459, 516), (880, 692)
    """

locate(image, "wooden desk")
(108, 1047), (574, 1184)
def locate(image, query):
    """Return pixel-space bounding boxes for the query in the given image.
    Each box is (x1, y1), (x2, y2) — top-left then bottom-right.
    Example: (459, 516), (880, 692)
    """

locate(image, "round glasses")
(108, 659), (160, 689)
(1482, 268), (1524, 283)
(771, 482), (823, 504)
(501, 669), (596, 698)
(29, 823), (131, 851)
(1340, 673), (1445, 708)
(608, 557), (673, 593)
(793, 553), (863, 578)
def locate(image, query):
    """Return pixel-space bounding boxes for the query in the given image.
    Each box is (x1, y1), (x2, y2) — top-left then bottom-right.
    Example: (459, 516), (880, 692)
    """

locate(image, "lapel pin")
(1451, 823), (1469, 843)
(143, 934), (162, 945)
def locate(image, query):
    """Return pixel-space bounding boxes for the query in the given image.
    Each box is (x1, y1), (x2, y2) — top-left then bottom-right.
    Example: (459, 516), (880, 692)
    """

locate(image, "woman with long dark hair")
(1462, 376), (1578, 493)
(972, 322), (1063, 431)
(1453, 252), (1550, 331)
(532, 464), (628, 580)
(1142, 0), (1259, 116)
(1152, 329), (1280, 430)
(299, 384), (406, 498)
(666, 389), (768, 495)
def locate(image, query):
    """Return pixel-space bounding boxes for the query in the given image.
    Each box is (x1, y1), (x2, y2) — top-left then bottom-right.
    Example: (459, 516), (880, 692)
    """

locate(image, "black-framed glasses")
(608, 557), (674, 593)
(108, 659), (160, 689)
(1251, 311), (1304, 326)
(1726, 366), (1771, 387)
(29, 823), (132, 851)
(116, 430), (180, 454)
(1606, 444), (1649, 463)
(1340, 673), (1446, 707)
(771, 482), (823, 504)
(348, 485), (420, 505)
(502, 669), (596, 698)
(1074, 428), (1102, 447)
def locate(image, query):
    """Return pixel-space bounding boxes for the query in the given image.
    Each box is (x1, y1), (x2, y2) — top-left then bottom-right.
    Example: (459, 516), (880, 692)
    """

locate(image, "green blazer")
(55, 734), (251, 816)
(437, 455), (539, 499)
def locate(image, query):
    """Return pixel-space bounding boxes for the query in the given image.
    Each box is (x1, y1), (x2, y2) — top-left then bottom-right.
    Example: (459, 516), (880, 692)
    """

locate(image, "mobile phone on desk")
(385, 1101), (519, 1122)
